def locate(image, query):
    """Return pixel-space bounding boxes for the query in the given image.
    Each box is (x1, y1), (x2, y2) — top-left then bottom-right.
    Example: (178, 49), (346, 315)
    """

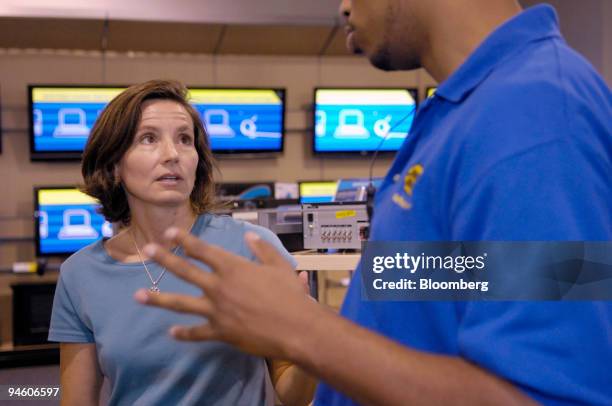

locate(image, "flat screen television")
(189, 88), (286, 154)
(28, 85), (127, 161)
(34, 186), (113, 257)
(299, 181), (338, 204)
(29, 85), (286, 160)
(313, 88), (418, 155)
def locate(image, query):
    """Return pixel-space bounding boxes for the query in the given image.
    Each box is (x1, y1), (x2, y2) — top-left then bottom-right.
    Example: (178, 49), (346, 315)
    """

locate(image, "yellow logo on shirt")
(391, 164), (424, 210)
(392, 193), (412, 209)
(404, 164), (424, 196)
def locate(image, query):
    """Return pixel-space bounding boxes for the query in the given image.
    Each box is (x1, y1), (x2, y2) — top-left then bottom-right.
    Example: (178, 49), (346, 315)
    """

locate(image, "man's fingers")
(135, 289), (213, 317)
(298, 271), (310, 295)
(164, 227), (250, 272)
(169, 323), (216, 342)
(143, 243), (218, 290)
(245, 232), (291, 268)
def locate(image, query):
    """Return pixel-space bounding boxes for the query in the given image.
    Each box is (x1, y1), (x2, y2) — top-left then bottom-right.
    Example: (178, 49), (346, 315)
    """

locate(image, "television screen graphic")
(189, 88), (285, 153)
(35, 188), (112, 256)
(30, 86), (126, 159)
(314, 88), (417, 153)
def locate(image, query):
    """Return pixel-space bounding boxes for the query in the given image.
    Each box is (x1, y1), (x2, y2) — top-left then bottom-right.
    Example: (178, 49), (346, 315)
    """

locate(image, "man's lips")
(345, 28), (358, 54)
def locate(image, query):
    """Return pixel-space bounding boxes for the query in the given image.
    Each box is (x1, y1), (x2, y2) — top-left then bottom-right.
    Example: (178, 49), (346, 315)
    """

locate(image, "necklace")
(129, 217), (196, 293)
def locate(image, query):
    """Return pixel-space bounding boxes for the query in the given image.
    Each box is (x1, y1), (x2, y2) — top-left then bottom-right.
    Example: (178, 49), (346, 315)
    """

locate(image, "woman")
(48, 80), (315, 405)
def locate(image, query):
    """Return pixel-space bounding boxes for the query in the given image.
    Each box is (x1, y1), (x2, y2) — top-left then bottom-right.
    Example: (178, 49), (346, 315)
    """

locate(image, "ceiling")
(0, 0), (340, 25)
(0, 0), (351, 56)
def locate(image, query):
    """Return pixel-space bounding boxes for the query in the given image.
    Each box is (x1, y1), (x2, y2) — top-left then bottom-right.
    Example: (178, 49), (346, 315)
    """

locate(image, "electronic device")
(334, 178), (383, 202)
(302, 203), (369, 250)
(299, 181), (338, 204)
(274, 182), (299, 199)
(29, 86), (286, 160)
(12, 283), (56, 346)
(189, 88), (286, 154)
(28, 85), (127, 160)
(313, 88), (418, 155)
(257, 206), (304, 252)
(216, 181), (275, 200)
(34, 187), (112, 256)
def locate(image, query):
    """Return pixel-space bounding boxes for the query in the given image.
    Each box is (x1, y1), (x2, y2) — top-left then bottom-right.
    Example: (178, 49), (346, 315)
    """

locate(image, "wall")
(0, 50), (431, 267)
(520, 0), (611, 83)
(2, 0), (610, 268)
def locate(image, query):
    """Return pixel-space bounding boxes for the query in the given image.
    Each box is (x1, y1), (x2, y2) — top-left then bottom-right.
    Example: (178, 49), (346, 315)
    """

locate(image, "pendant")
(149, 285), (160, 293)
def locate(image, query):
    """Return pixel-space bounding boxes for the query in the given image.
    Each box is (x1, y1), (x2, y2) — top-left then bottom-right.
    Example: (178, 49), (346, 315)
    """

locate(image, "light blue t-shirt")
(49, 213), (296, 406)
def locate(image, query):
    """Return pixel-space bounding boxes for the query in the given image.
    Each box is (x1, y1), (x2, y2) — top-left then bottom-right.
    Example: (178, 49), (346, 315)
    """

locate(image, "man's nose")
(338, 0), (351, 22)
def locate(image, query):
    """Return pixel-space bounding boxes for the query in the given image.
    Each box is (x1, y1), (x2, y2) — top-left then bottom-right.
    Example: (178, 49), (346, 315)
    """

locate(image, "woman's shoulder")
(198, 213), (295, 265)
(59, 240), (105, 278)
(199, 213), (277, 240)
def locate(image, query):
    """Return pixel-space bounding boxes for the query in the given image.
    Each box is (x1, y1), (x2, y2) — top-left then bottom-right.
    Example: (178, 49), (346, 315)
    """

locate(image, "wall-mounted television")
(313, 88), (418, 155)
(34, 186), (112, 257)
(28, 85), (127, 161)
(29, 85), (286, 161)
(189, 88), (286, 154)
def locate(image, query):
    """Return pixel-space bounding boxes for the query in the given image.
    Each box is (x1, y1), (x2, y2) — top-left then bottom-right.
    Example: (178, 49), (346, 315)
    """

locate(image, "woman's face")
(116, 99), (199, 210)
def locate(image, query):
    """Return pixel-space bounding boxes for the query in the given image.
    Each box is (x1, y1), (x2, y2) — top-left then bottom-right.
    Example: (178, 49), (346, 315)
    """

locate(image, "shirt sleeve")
(48, 267), (95, 343)
(450, 140), (612, 404)
(243, 222), (298, 269)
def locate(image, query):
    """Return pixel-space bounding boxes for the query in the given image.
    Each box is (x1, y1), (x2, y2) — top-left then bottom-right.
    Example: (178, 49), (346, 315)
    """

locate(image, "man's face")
(339, 0), (423, 71)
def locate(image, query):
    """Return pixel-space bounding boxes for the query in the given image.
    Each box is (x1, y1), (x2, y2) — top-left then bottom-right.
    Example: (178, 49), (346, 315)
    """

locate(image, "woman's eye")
(140, 134), (156, 144)
(180, 134), (194, 145)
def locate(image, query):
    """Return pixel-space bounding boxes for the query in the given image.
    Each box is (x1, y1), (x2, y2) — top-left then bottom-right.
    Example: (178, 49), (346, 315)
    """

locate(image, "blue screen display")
(314, 89), (417, 153)
(189, 88), (285, 152)
(36, 188), (112, 256)
(30, 87), (286, 157)
(32, 102), (111, 152)
(30, 87), (126, 155)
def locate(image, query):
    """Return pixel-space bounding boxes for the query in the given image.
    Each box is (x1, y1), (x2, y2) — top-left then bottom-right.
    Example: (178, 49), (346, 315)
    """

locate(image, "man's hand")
(134, 228), (323, 360)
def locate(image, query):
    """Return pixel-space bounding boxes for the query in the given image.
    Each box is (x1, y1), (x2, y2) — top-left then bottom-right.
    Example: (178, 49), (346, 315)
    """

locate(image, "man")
(135, 0), (612, 404)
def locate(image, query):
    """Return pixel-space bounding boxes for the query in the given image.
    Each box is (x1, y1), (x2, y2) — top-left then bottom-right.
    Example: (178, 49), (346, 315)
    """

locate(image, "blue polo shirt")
(315, 5), (612, 406)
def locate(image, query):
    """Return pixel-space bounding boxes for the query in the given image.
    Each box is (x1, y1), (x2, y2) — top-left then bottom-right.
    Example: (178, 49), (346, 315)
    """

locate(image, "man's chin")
(369, 50), (421, 72)
(370, 52), (396, 71)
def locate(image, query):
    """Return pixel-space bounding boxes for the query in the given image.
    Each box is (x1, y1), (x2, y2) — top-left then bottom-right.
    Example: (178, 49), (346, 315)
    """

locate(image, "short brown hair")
(81, 80), (217, 225)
